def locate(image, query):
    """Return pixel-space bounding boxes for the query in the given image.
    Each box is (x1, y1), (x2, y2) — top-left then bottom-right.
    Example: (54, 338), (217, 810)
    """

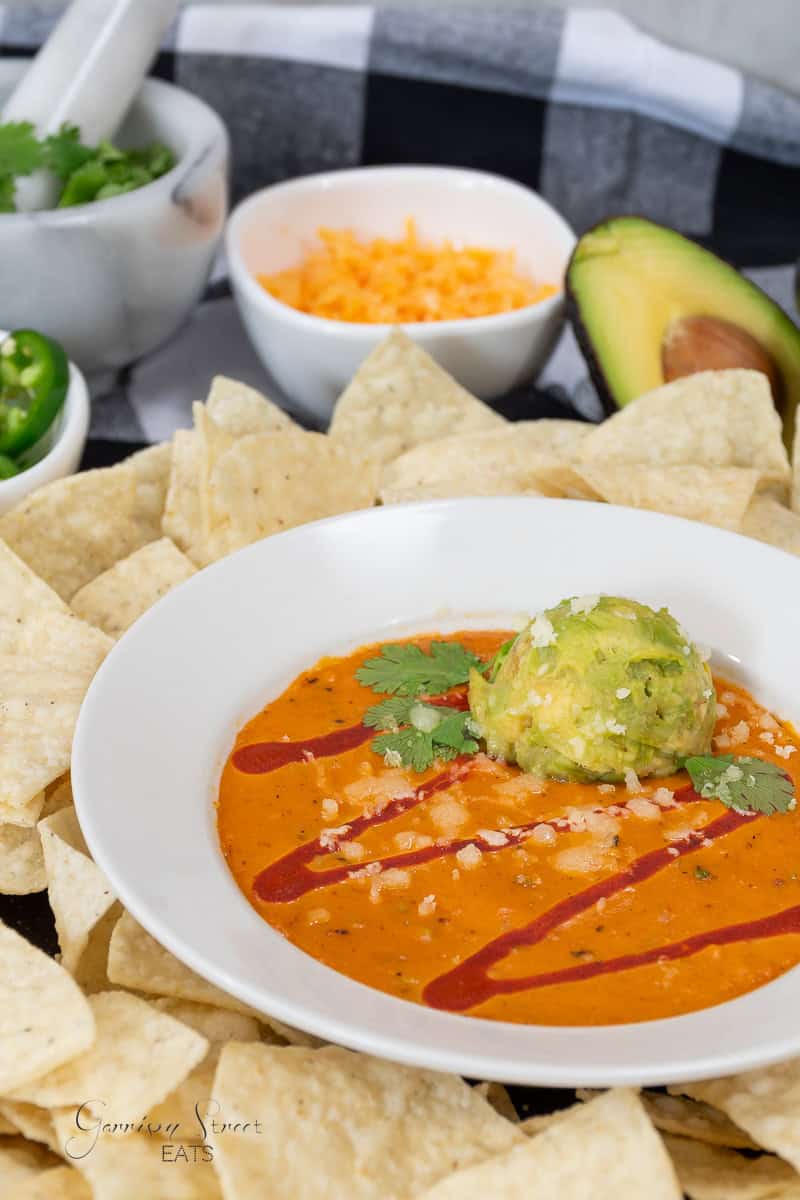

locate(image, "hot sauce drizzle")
(422, 808), (756, 1011)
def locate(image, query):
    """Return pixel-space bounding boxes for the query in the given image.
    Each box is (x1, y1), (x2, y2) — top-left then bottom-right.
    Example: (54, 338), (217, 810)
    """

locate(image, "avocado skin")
(565, 215), (800, 443)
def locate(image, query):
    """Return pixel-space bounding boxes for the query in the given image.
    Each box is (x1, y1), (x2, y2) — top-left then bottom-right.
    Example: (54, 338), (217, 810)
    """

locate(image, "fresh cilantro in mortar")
(0, 121), (175, 212)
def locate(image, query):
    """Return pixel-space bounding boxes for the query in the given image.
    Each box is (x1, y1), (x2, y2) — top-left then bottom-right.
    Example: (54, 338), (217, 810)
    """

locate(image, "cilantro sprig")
(356, 641), (483, 697)
(357, 640), (488, 770)
(0, 121), (175, 213)
(685, 754), (796, 816)
(364, 695), (479, 772)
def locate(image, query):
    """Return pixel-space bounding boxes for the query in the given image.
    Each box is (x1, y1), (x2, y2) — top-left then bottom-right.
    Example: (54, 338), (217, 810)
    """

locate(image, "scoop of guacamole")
(469, 596), (715, 782)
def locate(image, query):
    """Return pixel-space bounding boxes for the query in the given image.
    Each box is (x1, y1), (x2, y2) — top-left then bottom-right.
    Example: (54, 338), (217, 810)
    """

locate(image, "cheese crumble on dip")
(218, 597), (800, 1028)
(258, 219), (555, 323)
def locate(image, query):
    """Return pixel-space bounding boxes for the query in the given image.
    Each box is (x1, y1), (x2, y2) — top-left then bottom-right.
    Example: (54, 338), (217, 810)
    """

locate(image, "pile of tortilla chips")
(3, 331), (800, 1198)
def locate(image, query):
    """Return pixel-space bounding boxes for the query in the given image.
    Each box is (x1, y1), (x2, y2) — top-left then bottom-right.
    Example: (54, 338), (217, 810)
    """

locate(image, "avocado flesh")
(567, 216), (800, 441)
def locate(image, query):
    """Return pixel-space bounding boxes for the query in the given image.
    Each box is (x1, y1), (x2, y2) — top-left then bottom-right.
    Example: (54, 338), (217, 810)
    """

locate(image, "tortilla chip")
(70, 537), (196, 638)
(0, 1139), (60, 1190)
(161, 429), (204, 560)
(147, 1000), (264, 1135)
(211, 1043), (522, 1198)
(107, 910), (256, 1015)
(125, 441), (173, 538)
(70, 900), (122, 994)
(0, 459), (166, 602)
(379, 422), (590, 503)
(0, 1101), (59, 1155)
(0, 1112), (16, 1134)
(474, 1081), (519, 1123)
(206, 375), (297, 436)
(0, 921), (95, 1092)
(9, 990), (208, 1120)
(742, 495), (800, 556)
(417, 1088), (681, 1199)
(205, 432), (377, 560)
(50, 1111), (222, 1200)
(575, 464), (761, 531)
(670, 1060), (800, 1170)
(7, 1165), (92, 1199)
(0, 823), (46, 894)
(578, 370), (790, 495)
(329, 330), (505, 466)
(636, 1092), (759, 1150)
(663, 1133), (800, 1199)
(38, 807), (116, 973)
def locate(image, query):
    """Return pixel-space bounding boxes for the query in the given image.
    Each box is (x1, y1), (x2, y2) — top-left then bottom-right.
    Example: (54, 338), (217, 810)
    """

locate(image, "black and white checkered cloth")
(2, 2), (799, 463)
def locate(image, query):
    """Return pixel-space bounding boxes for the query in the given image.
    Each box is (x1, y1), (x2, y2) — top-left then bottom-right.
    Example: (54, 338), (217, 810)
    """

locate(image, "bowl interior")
(72, 498), (800, 1087)
(234, 168), (575, 287)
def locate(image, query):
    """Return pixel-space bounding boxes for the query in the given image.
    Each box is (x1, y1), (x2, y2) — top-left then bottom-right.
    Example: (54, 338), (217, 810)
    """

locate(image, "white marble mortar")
(0, 59), (229, 373)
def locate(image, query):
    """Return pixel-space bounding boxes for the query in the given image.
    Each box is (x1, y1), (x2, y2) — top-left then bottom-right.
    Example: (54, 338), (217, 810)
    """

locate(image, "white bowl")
(226, 167), (575, 424)
(0, 330), (89, 515)
(73, 498), (800, 1087)
(0, 60), (229, 373)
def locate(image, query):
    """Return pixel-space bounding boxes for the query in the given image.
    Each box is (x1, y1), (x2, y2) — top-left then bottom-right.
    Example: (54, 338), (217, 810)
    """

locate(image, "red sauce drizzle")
(423, 808), (756, 1011)
(253, 760), (475, 902)
(461, 903), (800, 999)
(233, 696), (469, 775)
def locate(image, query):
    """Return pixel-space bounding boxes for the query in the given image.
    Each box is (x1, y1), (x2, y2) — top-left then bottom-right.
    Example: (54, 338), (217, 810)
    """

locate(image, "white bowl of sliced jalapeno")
(0, 328), (89, 515)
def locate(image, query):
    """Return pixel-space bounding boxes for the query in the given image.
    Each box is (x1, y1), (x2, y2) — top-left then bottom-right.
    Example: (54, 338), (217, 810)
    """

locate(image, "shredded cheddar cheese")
(258, 219), (555, 323)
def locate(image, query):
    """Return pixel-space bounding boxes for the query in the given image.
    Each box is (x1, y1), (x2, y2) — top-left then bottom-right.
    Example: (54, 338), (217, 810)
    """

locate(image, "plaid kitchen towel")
(1, 3), (799, 452)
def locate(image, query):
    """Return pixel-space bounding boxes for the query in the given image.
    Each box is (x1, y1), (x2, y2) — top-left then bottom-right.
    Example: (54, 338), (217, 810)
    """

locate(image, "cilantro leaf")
(0, 122), (44, 178)
(362, 697), (414, 731)
(42, 125), (95, 180)
(368, 701), (479, 771)
(685, 754), (796, 816)
(356, 641), (483, 697)
(487, 636), (515, 682)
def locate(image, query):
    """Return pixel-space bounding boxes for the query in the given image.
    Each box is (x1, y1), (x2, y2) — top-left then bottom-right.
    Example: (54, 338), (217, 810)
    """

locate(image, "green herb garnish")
(693, 865), (714, 881)
(685, 754), (796, 816)
(0, 121), (175, 212)
(356, 641), (483, 698)
(364, 695), (479, 772)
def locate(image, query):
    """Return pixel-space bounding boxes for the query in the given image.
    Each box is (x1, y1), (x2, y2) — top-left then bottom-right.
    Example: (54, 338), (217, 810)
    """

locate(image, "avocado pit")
(661, 315), (783, 407)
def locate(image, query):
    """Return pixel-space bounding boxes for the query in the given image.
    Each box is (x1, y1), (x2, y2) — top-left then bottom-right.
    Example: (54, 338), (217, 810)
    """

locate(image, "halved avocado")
(566, 216), (800, 445)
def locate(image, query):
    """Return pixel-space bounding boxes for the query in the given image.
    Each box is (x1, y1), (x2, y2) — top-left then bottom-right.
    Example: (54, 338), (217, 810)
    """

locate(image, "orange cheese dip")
(257, 220), (555, 323)
(217, 633), (800, 1026)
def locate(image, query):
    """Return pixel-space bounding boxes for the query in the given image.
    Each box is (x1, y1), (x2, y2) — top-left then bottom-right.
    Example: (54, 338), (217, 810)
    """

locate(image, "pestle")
(2, 0), (180, 212)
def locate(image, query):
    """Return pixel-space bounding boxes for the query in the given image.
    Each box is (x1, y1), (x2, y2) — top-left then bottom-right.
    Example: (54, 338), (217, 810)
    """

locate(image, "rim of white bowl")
(226, 165), (576, 339)
(0, 330), (90, 496)
(0, 71), (228, 225)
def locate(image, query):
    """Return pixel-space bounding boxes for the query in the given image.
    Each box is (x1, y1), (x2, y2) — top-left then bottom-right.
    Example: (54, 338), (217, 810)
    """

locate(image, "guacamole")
(469, 596), (715, 782)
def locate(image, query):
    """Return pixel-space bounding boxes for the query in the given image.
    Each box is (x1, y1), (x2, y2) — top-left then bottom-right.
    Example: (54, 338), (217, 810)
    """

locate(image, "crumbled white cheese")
(760, 712), (780, 732)
(624, 768), (641, 794)
(307, 908), (330, 924)
(319, 824), (350, 850)
(627, 797), (660, 821)
(531, 824), (557, 846)
(598, 783), (616, 795)
(760, 731), (775, 745)
(606, 719), (627, 735)
(479, 829), (509, 847)
(418, 894), (437, 916)
(776, 744), (797, 759)
(569, 595), (600, 616)
(652, 787), (676, 808)
(321, 797), (339, 819)
(339, 841), (365, 862)
(615, 687), (631, 700)
(728, 721), (750, 746)
(529, 614), (557, 648)
(455, 844), (483, 869)
(716, 703), (729, 720)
